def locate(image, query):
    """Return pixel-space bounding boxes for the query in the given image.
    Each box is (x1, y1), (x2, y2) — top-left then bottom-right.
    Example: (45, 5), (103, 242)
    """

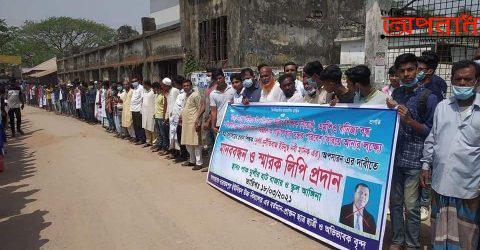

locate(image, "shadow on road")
(0, 119), (51, 249)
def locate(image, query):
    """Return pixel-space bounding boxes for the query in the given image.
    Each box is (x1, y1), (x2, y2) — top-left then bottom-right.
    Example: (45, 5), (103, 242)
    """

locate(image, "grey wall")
(180, 0), (365, 68)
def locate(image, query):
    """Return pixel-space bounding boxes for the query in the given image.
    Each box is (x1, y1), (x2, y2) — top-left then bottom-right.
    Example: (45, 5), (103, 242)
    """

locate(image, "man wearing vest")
(386, 53), (439, 250)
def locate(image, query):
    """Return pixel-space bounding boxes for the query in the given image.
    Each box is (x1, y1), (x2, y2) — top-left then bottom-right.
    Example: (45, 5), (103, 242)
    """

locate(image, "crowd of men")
(5, 50), (480, 249)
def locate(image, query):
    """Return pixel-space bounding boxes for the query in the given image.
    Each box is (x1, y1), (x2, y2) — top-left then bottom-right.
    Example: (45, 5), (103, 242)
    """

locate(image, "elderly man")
(141, 81), (156, 147)
(302, 61), (333, 104)
(259, 66), (284, 102)
(130, 79), (146, 145)
(420, 60), (480, 250)
(180, 80), (203, 171)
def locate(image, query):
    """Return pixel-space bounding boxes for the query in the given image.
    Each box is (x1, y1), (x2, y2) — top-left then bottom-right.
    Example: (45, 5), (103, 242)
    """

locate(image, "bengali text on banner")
(207, 103), (399, 250)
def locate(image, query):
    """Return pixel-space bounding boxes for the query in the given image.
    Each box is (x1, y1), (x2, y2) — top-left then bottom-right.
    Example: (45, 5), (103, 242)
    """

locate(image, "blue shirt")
(421, 94), (480, 199)
(242, 81), (261, 102)
(424, 74), (447, 101)
(392, 85), (439, 169)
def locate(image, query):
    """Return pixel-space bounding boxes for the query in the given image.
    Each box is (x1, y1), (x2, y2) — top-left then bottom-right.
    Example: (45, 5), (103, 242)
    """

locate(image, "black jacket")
(339, 203), (376, 235)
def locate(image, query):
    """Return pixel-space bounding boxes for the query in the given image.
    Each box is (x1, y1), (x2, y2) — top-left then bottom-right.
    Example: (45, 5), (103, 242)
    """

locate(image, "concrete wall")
(339, 39), (366, 65)
(180, 0), (365, 68)
(57, 25), (183, 83)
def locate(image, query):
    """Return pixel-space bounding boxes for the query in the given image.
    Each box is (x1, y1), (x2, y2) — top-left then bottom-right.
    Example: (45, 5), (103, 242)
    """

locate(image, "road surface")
(0, 107), (431, 249)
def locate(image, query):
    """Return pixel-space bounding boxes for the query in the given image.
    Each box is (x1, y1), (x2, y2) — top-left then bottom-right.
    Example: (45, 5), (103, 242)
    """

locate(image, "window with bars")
(198, 16), (228, 63)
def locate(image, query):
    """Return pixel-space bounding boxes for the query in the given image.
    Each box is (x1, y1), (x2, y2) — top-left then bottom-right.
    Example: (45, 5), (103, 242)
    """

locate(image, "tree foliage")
(21, 17), (116, 57)
(117, 25), (139, 41)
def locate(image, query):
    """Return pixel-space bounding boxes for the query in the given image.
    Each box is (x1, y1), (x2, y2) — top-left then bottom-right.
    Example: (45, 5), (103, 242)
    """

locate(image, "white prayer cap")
(162, 77), (172, 86)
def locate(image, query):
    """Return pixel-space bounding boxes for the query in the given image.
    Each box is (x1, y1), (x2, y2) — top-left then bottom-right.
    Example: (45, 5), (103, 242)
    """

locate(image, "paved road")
(0, 107), (431, 250)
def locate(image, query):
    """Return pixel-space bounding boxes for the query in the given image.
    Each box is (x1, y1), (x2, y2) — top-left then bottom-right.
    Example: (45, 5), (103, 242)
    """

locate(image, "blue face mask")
(306, 77), (316, 88)
(400, 77), (418, 88)
(117, 86), (123, 91)
(452, 85), (476, 100)
(243, 79), (253, 88)
(132, 82), (139, 88)
(416, 71), (426, 81)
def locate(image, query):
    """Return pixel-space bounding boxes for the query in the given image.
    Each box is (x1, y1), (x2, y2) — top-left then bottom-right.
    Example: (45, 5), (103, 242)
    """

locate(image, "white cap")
(162, 77), (172, 86)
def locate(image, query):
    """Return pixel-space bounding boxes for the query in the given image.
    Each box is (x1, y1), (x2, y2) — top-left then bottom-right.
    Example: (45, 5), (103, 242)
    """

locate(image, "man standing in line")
(382, 66), (400, 96)
(230, 73), (244, 104)
(167, 76), (187, 161)
(420, 60), (480, 250)
(130, 79), (146, 145)
(302, 61), (333, 104)
(319, 65), (355, 104)
(6, 78), (25, 137)
(259, 66), (284, 103)
(141, 81), (156, 148)
(417, 51), (447, 101)
(180, 80), (203, 170)
(387, 53), (439, 250)
(346, 65), (389, 105)
(152, 79), (171, 155)
(120, 80), (135, 141)
(283, 61), (305, 96)
(240, 68), (261, 103)
(277, 74), (304, 103)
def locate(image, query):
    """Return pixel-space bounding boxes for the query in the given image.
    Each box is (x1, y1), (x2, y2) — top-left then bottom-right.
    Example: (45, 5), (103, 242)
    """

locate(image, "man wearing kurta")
(180, 80), (203, 170)
(141, 81), (156, 147)
(121, 80), (135, 140)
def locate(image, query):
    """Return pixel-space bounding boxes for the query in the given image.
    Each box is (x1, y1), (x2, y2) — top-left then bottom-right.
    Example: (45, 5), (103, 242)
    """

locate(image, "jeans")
(106, 112), (115, 131)
(60, 100), (67, 114)
(154, 118), (169, 150)
(8, 108), (21, 135)
(132, 111), (145, 143)
(420, 182), (431, 208)
(55, 101), (61, 113)
(390, 168), (421, 248)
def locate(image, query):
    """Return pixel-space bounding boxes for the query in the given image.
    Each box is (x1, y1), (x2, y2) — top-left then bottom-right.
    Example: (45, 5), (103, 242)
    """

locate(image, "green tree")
(117, 25), (139, 40)
(21, 16), (116, 56)
(0, 19), (19, 55)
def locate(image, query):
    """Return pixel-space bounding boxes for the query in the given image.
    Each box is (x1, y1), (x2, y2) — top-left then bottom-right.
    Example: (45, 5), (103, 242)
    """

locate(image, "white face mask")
(475, 59), (480, 66)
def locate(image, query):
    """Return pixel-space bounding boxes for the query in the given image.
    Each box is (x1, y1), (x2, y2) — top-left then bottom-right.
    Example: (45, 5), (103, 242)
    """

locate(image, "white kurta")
(95, 89), (101, 121)
(100, 88), (107, 118)
(141, 89), (155, 132)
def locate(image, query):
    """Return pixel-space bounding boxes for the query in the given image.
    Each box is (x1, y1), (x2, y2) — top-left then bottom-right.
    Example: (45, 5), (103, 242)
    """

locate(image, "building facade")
(180, 0), (365, 68)
(57, 24), (183, 84)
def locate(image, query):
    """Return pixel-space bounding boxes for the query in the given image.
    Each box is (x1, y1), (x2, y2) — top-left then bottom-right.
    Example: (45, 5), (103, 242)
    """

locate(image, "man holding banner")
(387, 53), (439, 250)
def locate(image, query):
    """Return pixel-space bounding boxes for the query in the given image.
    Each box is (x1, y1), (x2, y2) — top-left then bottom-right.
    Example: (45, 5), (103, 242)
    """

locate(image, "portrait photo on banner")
(339, 176), (382, 236)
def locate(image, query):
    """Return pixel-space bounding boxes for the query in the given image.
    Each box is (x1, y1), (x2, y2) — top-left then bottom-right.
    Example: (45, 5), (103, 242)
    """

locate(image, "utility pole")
(364, 0), (392, 90)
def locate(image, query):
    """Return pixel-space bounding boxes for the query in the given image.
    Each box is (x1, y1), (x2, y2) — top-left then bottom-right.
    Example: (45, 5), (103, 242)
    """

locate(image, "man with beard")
(259, 66), (284, 103)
